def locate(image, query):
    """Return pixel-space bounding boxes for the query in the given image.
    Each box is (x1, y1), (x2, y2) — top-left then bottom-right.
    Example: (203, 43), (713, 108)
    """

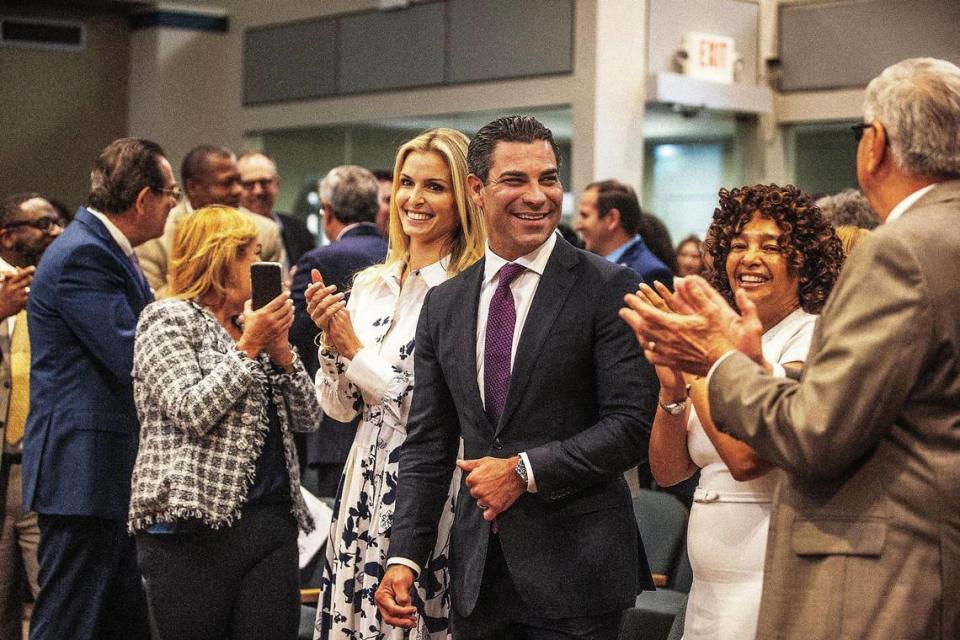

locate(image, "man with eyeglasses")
(21, 138), (176, 640)
(238, 151), (316, 272)
(135, 144), (285, 294)
(0, 193), (62, 638)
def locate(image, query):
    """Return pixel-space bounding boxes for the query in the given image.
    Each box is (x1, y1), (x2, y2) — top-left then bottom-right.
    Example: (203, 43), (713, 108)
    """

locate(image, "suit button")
(237, 438), (249, 451)
(493, 439), (503, 450)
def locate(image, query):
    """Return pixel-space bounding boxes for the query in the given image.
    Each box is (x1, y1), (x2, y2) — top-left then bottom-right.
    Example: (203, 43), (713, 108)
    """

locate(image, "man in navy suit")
(377, 117), (656, 639)
(575, 179), (673, 288)
(22, 138), (178, 640)
(290, 165), (387, 494)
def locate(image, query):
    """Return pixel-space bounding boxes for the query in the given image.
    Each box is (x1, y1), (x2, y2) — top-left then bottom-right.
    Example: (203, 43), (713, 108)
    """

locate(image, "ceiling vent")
(0, 17), (85, 51)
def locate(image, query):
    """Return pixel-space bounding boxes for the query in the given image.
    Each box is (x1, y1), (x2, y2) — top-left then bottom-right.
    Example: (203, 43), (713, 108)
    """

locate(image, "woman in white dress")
(644, 184), (843, 640)
(308, 128), (486, 640)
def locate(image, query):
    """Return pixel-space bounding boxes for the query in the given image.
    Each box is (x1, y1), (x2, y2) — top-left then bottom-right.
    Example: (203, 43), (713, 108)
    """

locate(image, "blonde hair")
(834, 225), (871, 258)
(167, 206), (258, 302)
(381, 128), (485, 277)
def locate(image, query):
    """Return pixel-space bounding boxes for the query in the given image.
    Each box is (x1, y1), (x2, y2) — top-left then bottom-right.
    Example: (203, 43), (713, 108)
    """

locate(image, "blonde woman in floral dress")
(309, 129), (485, 640)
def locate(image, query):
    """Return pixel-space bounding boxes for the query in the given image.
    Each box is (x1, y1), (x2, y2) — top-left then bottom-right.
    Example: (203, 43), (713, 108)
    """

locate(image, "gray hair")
(864, 58), (960, 178)
(318, 165), (379, 225)
(815, 189), (879, 230)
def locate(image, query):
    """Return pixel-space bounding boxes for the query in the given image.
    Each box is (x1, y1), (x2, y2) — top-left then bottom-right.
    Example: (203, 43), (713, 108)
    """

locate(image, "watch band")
(514, 456), (528, 489)
(659, 384), (691, 415)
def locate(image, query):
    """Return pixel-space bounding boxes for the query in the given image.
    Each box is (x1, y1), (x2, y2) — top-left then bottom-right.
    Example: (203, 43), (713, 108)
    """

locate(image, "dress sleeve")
(344, 346), (414, 425)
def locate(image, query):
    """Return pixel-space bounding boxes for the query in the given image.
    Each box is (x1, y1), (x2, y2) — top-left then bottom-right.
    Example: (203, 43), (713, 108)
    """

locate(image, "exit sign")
(678, 32), (737, 84)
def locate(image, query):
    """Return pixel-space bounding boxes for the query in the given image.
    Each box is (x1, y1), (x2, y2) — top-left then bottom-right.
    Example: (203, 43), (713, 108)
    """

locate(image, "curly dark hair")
(704, 184), (843, 314)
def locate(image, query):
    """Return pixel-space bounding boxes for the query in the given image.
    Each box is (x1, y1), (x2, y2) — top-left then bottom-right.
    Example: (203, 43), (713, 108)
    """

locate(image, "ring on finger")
(648, 341), (656, 352)
(477, 502), (488, 510)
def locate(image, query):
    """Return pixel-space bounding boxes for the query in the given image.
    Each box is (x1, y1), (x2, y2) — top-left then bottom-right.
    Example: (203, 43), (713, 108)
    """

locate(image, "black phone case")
(250, 262), (283, 310)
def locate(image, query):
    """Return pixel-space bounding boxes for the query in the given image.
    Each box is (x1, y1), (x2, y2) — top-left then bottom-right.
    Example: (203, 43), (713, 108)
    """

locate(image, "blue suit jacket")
(22, 207), (153, 521)
(289, 223), (387, 466)
(617, 235), (673, 288)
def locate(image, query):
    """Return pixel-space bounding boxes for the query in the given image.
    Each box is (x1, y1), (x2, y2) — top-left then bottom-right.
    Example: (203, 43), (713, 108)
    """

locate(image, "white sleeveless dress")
(682, 308), (816, 640)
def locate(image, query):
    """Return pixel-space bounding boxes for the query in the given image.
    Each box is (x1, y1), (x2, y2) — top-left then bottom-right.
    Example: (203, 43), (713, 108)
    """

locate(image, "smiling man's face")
(469, 140), (563, 261)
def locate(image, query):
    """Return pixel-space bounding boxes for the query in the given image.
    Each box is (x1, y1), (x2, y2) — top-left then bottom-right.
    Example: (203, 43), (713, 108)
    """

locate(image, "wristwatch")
(514, 456), (529, 490)
(659, 384), (691, 416)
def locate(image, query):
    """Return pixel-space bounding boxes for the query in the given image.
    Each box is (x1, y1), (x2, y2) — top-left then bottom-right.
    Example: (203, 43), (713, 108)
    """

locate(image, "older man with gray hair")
(622, 57), (960, 639)
(290, 165), (387, 493)
(815, 188), (879, 229)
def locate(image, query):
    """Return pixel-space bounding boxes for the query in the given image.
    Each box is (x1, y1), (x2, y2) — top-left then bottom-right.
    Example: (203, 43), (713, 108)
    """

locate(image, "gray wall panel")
(337, 3), (445, 94)
(447, 0), (573, 83)
(647, 0), (760, 84)
(780, 0), (960, 91)
(244, 20), (337, 104)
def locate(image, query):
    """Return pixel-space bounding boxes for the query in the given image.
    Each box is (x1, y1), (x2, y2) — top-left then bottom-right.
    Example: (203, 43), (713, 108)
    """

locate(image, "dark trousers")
(452, 535), (625, 640)
(136, 503), (300, 640)
(31, 514), (150, 640)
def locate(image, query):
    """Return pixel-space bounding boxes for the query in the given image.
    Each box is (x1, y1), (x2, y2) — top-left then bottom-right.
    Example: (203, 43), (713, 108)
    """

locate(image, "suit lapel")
(496, 239), (579, 436)
(455, 260), (488, 425)
(76, 208), (151, 305)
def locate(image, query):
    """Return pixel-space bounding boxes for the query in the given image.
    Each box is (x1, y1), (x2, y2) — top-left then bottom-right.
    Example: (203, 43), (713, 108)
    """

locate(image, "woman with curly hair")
(642, 184), (843, 640)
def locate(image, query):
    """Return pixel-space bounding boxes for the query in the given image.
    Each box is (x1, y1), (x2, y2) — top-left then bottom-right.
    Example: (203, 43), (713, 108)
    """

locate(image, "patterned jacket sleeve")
(134, 302), (267, 437)
(271, 349), (324, 433)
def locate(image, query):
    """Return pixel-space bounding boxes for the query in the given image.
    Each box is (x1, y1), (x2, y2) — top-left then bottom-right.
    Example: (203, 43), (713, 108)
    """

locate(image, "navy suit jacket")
(22, 207), (153, 521)
(390, 237), (657, 619)
(290, 223), (387, 466)
(277, 212), (316, 267)
(617, 235), (673, 288)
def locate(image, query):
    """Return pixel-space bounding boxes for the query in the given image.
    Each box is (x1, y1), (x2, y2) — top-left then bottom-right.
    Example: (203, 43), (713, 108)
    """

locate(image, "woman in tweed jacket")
(128, 206), (322, 640)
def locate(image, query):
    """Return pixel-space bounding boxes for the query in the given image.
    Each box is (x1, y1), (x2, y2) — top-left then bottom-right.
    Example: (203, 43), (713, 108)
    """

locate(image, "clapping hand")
(305, 269), (363, 359)
(0, 267), (35, 320)
(619, 276), (763, 376)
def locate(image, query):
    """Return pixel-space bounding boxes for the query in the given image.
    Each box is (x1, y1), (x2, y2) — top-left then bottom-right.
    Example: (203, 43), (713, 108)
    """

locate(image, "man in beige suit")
(0, 193), (63, 638)
(621, 57), (960, 639)
(135, 144), (284, 294)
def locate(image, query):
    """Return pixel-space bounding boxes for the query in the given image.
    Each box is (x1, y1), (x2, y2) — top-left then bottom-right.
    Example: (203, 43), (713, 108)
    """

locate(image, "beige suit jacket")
(709, 179), (960, 639)
(135, 200), (285, 295)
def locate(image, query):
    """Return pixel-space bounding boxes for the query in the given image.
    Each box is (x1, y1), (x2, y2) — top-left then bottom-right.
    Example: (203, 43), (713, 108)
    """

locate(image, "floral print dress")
(314, 258), (459, 640)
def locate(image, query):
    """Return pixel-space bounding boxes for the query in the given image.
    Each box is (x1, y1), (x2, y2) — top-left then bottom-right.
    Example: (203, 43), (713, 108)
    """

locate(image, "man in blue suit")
(290, 165), (387, 495)
(575, 179), (673, 288)
(22, 138), (178, 640)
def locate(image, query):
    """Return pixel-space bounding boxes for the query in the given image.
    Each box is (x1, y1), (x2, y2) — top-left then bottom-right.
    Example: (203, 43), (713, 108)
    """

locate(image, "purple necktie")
(484, 263), (526, 425)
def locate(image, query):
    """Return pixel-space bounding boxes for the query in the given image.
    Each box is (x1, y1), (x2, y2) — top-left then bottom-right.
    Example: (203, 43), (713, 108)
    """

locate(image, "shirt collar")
(483, 230), (558, 284)
(886, 183), (937, 223)
(336, 222), (378, 241)
(0, 257), (14, 273)
(86, 207), (135, 257)
(605, 235), (640, 263)
(381, 255), (450, 290)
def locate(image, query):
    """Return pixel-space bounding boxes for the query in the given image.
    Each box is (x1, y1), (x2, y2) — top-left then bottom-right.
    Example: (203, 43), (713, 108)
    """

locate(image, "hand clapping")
(304, 269), (363, 359)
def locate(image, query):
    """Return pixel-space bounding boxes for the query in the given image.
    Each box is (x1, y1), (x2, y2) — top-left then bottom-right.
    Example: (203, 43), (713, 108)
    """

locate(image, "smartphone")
(250, 262), (283, 310)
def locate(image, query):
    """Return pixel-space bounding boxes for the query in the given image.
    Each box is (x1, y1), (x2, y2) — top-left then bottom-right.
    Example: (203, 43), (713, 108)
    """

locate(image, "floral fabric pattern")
(314, 260), (459, 640)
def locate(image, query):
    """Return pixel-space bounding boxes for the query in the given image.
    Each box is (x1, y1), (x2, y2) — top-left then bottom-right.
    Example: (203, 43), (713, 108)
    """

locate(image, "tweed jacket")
(128, 298), (322, 533)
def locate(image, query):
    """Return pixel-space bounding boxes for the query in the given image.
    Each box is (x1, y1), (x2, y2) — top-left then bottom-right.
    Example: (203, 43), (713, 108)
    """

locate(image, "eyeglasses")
(153, 185), (183, 201)
(851, 123), (873, 142)
(2, 216), (63, 232)
(241, 178), (276, 190)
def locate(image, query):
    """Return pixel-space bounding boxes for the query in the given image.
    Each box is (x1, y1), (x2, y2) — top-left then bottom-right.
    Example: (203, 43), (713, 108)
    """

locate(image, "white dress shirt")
(86, 207), (136, 259)
(885, 183), (936, 223)
(0, 257), (20, 337)
(476, 231), (558, 492)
